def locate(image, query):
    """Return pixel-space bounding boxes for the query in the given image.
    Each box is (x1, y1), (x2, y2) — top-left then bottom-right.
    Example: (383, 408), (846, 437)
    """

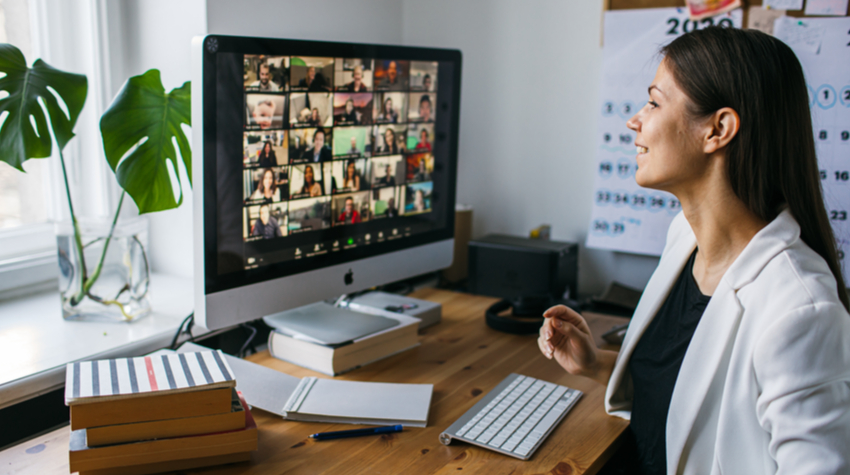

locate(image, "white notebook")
(282, 377), (433, 427)
(175, 343), (433, 427)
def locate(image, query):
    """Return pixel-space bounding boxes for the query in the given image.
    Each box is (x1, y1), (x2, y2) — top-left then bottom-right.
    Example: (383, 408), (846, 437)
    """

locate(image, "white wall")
(401, 0), (659, 295)
(206, 0), (405, 43)
(121, 0), (660, 294)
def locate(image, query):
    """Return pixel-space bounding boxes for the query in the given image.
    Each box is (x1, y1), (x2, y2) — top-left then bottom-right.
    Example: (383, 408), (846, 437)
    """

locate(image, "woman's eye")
(647, 100), (659, 109)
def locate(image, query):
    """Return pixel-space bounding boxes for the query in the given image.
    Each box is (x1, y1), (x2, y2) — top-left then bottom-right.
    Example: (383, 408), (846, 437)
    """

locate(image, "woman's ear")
(704, 107), (740, 154)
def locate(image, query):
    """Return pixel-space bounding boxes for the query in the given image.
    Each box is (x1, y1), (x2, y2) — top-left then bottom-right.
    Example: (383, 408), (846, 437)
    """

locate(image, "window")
(0, 0), (51, 234)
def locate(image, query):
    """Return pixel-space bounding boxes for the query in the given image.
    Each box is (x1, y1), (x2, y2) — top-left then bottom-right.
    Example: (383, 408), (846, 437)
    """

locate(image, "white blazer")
(605, 209), (850, 474)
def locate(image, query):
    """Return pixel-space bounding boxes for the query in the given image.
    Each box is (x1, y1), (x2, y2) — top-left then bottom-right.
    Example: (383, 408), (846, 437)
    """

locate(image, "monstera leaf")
(100, 69), (191, 214)
(0, 43), (87, 170)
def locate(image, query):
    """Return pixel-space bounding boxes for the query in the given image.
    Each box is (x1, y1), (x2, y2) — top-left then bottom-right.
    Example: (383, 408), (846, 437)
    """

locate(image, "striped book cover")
(65, 351), (236, 405)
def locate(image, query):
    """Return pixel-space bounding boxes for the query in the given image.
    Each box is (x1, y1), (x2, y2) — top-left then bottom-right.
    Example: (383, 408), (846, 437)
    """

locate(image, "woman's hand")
(537, 305), (618, 386)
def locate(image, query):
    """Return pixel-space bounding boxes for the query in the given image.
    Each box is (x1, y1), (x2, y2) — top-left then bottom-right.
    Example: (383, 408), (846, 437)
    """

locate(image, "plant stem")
(81, 191), (126, 297)
(59, 149), (87, 306)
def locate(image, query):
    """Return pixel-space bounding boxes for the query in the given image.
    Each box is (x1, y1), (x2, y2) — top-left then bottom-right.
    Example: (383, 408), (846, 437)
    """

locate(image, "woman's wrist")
(584, 349), (618, 385)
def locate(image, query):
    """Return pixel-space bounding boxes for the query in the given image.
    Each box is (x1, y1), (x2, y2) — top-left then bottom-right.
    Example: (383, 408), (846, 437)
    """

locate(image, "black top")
(628, 250), (710, 475)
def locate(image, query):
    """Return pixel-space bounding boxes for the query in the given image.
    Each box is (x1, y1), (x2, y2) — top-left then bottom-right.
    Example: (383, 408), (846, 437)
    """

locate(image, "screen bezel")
(201, 35), (461, 295)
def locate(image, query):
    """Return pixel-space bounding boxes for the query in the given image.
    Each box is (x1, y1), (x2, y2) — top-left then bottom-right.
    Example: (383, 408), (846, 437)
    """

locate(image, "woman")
(342, 160), (360, 192)
(413, 189), (425, 212)
(379, 128), (399, 155)
(308, 107), (321, 127)
(379, 97), (398, 123)
(249, 168), (280, 203)
(340, 99), (359, 124)
(298, 165), (322, 197)
(257, 141), (277, 168)
(539, 27), (850, 474)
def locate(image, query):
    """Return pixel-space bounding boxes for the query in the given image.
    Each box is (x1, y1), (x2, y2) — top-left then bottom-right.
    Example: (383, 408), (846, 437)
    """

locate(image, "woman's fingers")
(543, 305), (592, 336)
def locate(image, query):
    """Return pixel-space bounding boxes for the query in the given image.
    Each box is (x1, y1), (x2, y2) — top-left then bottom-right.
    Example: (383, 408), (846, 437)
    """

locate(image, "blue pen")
(309, 424), (403, 441)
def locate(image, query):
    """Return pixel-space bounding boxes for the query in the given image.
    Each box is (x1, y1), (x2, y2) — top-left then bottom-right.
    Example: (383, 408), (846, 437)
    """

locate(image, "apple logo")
(344, 269), (354, 286)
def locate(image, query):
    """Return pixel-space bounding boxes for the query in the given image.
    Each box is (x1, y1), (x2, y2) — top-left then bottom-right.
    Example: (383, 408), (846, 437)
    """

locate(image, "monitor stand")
(263, 301), (399, 347)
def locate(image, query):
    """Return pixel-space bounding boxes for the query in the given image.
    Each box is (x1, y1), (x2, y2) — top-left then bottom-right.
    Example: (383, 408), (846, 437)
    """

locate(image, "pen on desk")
(309, 424), (403, 441)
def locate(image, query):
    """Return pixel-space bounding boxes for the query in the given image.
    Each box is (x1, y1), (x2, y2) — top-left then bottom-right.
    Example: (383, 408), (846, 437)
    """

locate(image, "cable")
(238, 323), (258, 358)
(170, 312), (194, 350)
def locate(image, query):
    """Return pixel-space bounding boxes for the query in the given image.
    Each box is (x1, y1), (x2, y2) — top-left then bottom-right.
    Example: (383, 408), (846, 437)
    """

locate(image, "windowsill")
(0, 273), (200, 410)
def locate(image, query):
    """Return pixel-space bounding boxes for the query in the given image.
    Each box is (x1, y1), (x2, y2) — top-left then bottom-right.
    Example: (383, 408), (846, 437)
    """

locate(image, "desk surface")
(0, 289), (630, 475)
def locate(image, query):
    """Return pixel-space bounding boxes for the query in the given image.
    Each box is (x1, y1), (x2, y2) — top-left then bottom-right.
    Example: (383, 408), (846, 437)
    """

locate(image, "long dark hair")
(662, 27), (848, 310)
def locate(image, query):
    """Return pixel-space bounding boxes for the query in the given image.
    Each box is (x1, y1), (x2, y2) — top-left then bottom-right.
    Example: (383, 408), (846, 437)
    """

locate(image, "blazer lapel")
(605, 224), (697, 416)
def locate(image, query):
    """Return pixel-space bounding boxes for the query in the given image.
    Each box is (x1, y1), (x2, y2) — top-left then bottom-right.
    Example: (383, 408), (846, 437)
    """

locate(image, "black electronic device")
(468, 234), (579, 334)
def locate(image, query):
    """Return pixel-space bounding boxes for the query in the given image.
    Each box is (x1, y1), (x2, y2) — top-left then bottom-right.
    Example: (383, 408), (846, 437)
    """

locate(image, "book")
(69, 393), (258, 473)
(267, 307), (420, 375)
(282, 377), (433, 427)
(78, 451), (251, 475)
(65, 350), (236, 430)
(85, 388), (245, 447)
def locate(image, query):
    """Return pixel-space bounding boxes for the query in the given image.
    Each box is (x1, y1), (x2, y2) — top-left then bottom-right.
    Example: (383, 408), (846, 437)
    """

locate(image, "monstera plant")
(0, 43), (191, 320)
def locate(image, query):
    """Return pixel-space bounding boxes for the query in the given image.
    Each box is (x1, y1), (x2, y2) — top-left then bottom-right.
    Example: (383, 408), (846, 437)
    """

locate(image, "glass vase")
(56, 217), (151, 322)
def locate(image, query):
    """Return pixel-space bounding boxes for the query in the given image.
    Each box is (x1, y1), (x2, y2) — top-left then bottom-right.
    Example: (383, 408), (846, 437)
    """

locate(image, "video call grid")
(240, 56), (438, 241)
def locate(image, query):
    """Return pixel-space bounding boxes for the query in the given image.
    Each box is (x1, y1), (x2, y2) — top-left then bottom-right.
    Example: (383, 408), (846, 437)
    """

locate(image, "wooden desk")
(0, 289), (629, 475)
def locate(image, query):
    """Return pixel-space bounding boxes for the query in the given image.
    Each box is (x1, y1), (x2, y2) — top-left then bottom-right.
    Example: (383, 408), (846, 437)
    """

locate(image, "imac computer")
(191, 35), (462, 331)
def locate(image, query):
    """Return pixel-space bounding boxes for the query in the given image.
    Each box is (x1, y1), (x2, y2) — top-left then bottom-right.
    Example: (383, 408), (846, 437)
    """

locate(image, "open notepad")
(175, 343), (433, 427)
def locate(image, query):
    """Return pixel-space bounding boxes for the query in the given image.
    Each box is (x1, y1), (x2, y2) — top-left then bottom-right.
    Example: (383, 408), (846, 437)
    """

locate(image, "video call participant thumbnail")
(290, 128), (333, 164)
(331, 159), (368, 194)
(333, 93), (373, 126)
(288, 196), (331, 234)
(243, 131), (288, 168)
(289, 93), (333, 128)
(404, 182), (433, 215)
(406, 123), (434, 152)
(244, 167), (286, 204)
(244, 55), (289, 92)
(246, 203), (287, 240)
(371, 186), (402, 219)
(370, 155), (404, 188)
(333, 192), (371, 225)
(373, 92), (408, 125)
(374, 60), (410, 91)
(332, 126), (372, 159)
(408, 93), (435, 122)
(290, 57), (334, 92)
(410, 61), (438, 91)
(246, 94), (286, 130)
(374, 125), (406, 156)
(335, 59), (373, 92)
(290, 164), (324, 199)
(406, 153), (433, 182)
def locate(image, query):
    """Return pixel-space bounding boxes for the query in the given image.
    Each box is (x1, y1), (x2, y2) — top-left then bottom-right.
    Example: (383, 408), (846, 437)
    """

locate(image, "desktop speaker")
(468, 235), (578, 334)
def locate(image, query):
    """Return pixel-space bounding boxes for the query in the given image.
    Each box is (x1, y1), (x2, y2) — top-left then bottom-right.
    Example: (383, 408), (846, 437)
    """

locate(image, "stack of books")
(65, 350), (258, 475)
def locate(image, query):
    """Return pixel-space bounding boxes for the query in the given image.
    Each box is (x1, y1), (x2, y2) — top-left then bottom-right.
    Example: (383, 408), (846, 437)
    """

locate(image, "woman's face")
(304, 165), (314, 183)
(263, 142), (271, 153)
(385, 99), (393, 114)
(262, 170), (274, 191)
(626, 60), (708, 193)
(311, 109), (319, 120)
(347, 163), (356, 179)
(346, 100), (354, 113)
(385, 130), (394, 146)
(421, 130), (428, 141)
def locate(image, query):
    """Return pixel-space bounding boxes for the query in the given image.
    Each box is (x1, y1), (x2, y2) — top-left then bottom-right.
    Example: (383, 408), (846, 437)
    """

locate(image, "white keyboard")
(439, 373), (582, 460)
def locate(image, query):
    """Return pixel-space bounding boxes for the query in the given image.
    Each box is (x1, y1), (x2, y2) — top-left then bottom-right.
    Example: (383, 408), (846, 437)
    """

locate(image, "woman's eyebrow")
(648, 85), (664, 96)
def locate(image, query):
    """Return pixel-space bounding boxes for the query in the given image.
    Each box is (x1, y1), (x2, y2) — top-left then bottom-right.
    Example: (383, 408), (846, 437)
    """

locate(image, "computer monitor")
(191, 35), (462, 331)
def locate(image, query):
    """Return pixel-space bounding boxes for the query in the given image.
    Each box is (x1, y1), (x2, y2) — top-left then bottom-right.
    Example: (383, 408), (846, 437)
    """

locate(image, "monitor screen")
(196, 36), (460, 303)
